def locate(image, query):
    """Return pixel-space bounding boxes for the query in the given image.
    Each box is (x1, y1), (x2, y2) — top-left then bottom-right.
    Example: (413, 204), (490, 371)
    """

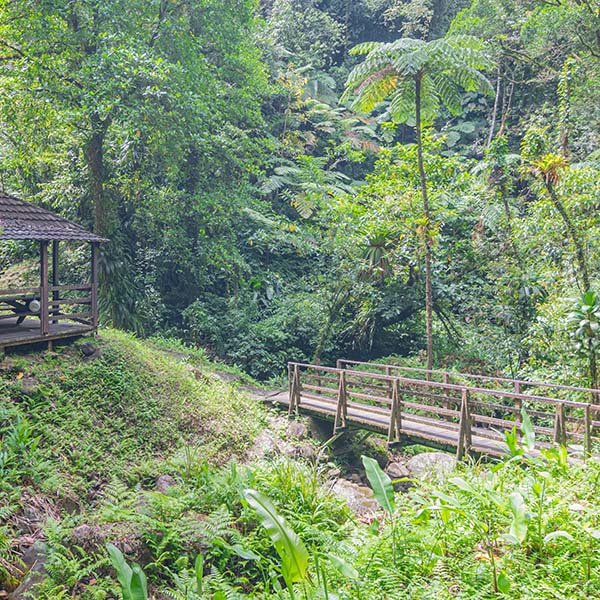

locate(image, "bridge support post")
(514, 382), (522, 439)
(334, 370), (348, 432)
(443, 373), (452, 422)
(457, 389), (472, 460)
(553, 402), (567, 446)
(388, 378), (402, 446)
(289, 364), (301, 417)
(584, 404), (592, 459)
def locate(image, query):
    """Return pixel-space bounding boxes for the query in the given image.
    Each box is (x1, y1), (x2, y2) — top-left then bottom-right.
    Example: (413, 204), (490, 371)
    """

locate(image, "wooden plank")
(50, 284), (93, 292)
(0, 312), (39, 321)
(346, 389), (391, 405)
(40, 241), (49, 336)
(334, 370), (348, 431)
(52, 240), (59, 324)
(285, 362), (600, 460)
(0, 321), (94, 349)
(0, 287), (41, 296)
(388, 379), (402, 444)
(302, 372), (339, 385)
(49, 298), (92, 306)
(49, 313), (92, 324)
(340, 358), (600, 396)
(301, 382), (338, 394)
(399, 399), (459, 419)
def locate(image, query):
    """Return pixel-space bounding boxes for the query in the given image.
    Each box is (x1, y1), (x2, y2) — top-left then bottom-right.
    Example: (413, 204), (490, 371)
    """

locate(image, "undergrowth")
(0, 328), (265, 499)
(26, 450), (600, 600)
(2, 331), (600, 599)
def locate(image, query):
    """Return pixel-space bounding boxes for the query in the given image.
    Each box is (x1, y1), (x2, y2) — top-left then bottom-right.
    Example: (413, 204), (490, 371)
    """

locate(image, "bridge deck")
(272, 391), (509, 457)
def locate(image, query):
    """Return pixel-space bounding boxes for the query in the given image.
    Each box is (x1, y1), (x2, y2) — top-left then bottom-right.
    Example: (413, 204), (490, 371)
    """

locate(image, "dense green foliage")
(3, 3), (600, 598)
(0, 330), (263, 499)
(0, 0), (599, 384)
(3, 338), (600, 599)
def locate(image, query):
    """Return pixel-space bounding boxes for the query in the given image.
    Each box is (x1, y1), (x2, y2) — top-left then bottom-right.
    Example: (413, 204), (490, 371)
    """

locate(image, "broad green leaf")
(521, 408), (536, 451)
(130, 566), (148, 600)
(228, 543), (261, 561)
(449, 477), (475, 494)
(509, 492), (528, 544)
(194, 554), (204, 595)
(501, 533), (520, 545)
(243, 489), (309, 585)
(361, 455), (395, 514)
(497, 572), (510, 594)
(544, 531), (574, 543)
(107, 544), (134, 600)
(330, 554), (359, 580)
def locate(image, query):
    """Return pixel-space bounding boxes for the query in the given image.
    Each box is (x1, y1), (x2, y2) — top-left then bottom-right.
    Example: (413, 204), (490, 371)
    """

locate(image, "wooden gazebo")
(0, 192), (107, 351)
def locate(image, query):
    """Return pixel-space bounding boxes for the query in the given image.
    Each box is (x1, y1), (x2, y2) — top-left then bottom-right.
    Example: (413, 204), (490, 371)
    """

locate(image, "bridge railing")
(288, 361), (600, 457)
(337, 359), (600, 404)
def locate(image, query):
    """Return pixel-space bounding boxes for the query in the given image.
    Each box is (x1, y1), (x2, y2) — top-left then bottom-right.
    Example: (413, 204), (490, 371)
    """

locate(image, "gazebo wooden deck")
(0, 192), (107, 351)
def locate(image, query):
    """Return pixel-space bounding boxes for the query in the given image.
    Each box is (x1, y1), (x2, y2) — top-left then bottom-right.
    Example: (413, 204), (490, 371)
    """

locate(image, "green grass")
(0, 328), (265, 500)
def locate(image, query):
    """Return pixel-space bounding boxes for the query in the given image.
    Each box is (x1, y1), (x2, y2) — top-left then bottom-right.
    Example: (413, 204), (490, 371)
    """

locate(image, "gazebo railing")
(0, 283), (94, 331)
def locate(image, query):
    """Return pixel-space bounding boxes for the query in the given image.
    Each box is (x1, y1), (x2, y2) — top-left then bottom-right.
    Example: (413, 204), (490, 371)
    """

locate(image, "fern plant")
(342, 34), (493, 371)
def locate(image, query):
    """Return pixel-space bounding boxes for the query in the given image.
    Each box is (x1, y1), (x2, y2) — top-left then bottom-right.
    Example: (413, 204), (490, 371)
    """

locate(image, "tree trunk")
(590, 347), (599, 404)
(415, 73), (434, 375)
(84, 113), (112, 237)
(545, 179), (590, 292)
(486, 65), (501, 148)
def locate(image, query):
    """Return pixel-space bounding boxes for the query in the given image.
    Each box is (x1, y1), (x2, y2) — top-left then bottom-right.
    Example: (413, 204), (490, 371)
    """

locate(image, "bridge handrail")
(337, 359), (600, 397)
(287, 361), (598, 457)
(288, 361), (600, 411)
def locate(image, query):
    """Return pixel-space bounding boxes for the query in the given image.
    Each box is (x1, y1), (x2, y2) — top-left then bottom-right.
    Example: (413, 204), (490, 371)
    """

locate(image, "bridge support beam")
(289, 364), (301, 416)
(584, 405), (592, 459)
(553, 402), (567, 446)
(457, 389), (472, 460)
(387, 378), (402, 446)
(334, 370), (348, 432)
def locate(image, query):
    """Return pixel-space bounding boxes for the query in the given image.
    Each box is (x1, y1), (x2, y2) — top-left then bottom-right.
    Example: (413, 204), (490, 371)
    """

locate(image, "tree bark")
(84, 113), (112, 237)
(545, 179), (590, 292)
(415, 73), (434, 375)
(486, 65), (501, 149)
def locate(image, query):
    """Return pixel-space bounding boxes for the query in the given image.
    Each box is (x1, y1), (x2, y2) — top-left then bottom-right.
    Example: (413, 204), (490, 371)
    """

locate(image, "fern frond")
(388, 79), (415, 123)
(349, 41), (381, 56)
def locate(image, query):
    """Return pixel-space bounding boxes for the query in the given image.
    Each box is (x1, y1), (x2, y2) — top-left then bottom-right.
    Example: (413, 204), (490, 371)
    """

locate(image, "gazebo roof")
(0, 192), (106, 242)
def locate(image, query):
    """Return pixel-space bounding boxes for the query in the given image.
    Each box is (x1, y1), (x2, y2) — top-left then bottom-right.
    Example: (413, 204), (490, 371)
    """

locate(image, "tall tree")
(342, 35), (492, 370)
(0, 0), (267, 327)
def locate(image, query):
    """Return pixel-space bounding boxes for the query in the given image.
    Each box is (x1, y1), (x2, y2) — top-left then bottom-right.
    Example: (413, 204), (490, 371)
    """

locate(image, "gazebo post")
(91, 242), (99, 327)
(39, 241), (49, 336)
(52, 240), (59, 324)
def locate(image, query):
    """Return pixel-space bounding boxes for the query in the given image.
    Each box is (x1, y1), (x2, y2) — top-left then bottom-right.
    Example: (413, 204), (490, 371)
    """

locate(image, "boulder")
(155, 474), (176, 494)
(71, 524), (106, 552)
(287, 421), (309, 440)
(331, 479), (380, 517)
(386, 462), (410, 480)
(299, 443), (316, 461)
(327, 467), (341, 479)
(406, 452), (456, 480)
(386, 461), (413, 491)
(247, 432), (277, 460)
(9, 544), (47, 600)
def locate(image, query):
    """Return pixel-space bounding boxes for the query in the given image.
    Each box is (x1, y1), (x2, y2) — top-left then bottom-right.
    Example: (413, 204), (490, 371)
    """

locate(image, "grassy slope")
(4, 330), (600, 599)
(0, 328), (265, 501)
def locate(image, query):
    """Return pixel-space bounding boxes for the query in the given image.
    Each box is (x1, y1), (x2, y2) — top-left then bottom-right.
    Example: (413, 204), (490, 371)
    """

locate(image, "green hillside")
(0, 330), (265, 500)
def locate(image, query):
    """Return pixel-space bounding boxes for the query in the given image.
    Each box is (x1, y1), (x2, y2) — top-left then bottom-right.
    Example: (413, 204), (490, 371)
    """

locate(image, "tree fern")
(343, 33), (493, 370)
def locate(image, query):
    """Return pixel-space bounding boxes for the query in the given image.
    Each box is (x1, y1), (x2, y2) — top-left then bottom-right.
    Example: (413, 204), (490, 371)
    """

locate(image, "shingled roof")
(0, 192), (106, 242)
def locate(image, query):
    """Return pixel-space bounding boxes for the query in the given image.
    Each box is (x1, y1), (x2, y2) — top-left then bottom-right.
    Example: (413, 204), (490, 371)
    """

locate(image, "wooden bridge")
(273, 360), (600, 459)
